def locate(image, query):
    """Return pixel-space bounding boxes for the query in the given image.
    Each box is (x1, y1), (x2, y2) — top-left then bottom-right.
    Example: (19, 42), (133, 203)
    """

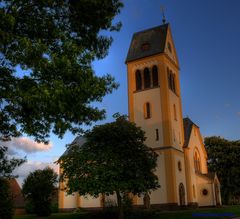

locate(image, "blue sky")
(10, 0), (240, 183)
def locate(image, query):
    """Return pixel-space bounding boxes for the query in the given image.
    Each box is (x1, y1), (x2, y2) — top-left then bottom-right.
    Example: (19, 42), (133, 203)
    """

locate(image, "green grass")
(154, 206), (240, 219)
(14, 205), (240, 219)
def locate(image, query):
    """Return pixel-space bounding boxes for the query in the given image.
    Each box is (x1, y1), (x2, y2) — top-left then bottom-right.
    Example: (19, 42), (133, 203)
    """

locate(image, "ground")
(14, 205), (240, 219)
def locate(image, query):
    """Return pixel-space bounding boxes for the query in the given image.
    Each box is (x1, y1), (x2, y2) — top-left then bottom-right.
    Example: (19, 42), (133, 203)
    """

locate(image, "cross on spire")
(161, 6), (166, 24)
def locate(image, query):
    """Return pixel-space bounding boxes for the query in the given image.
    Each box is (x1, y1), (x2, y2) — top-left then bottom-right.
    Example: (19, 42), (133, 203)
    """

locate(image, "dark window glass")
(168, 42), (172, 53)
(152, 65), (159, 87)
(145, 102), (151, 119)
(172, 74), (176, 93)
(135, 70), (142, 91)
(156, 129), (159, 141)
(144, 68), (151, 89)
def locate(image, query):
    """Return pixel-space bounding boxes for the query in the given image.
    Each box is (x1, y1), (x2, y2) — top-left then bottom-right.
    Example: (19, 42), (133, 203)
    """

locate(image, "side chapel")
(59, 21), (222, 210)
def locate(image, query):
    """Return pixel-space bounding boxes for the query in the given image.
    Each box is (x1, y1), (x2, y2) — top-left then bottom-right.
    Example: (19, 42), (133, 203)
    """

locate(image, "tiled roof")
(60, 136), (86, 159)
(8, 178), (25, 208)
(125, 23), (169, 63)
(183, 117), (199, 147)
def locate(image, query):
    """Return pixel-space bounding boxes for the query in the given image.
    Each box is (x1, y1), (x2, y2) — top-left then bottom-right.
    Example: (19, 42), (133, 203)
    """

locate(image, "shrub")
(25, 200), (35, 214)
(0, 178), (13, 219)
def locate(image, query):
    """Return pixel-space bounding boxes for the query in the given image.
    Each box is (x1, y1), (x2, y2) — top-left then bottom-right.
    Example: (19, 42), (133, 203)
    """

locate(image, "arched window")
(194, 150), (201, 173)
(193, 185), (196, 198)
(173, 104), (177, 120)
(155, 129), (159, 141)
(144, 102), (151, 119)
(135, 70), (142, 91)
(144, 67), (151, 89)
(168, 42), (172, 53)
(167, 68), (177, 94)
(179, 183), (185, 206)
(152, 65), (159, 87)
(172, 74), (176, 93)
(167, 68), (172, 89)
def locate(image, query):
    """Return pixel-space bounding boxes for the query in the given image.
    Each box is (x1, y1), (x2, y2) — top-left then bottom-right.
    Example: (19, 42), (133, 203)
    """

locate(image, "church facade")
(59, 22), (221, 210)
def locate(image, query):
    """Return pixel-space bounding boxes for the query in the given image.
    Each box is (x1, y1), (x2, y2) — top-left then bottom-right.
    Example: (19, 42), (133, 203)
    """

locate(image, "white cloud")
(14, 160), (59, 186)
(2, 137), (52, 153)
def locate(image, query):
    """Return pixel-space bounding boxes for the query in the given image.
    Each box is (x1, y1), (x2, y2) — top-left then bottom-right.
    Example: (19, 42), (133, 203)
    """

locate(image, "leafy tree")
(22, 167), (58, 217)
(0, 146), (26, 178)
(0, 0), (123, 143)
(59, 115), (159, 219)
(0, 178), (13, 219)
(204, 136), (240, 204)
(0, 146), (26, 219)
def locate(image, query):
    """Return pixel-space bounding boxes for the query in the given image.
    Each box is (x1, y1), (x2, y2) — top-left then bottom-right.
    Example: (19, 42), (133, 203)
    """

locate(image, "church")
(59, 21), (222, 210)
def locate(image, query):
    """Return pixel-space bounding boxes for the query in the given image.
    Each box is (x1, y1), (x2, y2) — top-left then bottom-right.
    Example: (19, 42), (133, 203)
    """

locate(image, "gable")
(164, 25), (179, 66)
(187, 125), (207, 158)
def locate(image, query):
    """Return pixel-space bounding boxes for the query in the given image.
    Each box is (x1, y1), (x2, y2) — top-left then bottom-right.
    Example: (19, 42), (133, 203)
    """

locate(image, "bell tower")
(126, 23), (187, 205)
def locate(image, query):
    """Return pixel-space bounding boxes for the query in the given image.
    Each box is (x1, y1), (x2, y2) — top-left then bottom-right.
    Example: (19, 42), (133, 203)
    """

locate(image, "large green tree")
(22, 167), (58, 217)
(0, 0), (123, 143)
(204, 136), (240, 204)
(59, 115), (159, 219)
(0, 146), (26, 219)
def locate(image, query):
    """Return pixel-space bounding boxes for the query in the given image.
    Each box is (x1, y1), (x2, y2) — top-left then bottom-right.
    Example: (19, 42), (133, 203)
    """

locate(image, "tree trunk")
(116, 191), (124, 219)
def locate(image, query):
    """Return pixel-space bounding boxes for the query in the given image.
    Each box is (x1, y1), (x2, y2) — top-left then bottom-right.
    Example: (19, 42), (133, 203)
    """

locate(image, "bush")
(51, 202), (59, 213)
(0, 178), (13, 219)
(25, 200), (35, 214)
(35, 200), (52, 216)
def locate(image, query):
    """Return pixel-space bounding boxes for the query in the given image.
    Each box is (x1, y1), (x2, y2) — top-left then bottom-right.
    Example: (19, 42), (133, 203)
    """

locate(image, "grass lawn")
(14, 205), (240, 219)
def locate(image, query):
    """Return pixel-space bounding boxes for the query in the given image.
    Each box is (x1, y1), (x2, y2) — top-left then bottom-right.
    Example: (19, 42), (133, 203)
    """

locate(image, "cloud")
(237, 112), (240, 117)
(13, 160), (59, 186)
(2, 137), (52, 154)
(224, 103), (230, 108)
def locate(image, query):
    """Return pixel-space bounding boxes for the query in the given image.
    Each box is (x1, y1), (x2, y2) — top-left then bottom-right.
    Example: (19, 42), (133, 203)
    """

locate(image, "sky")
(5, 0), (240, 185)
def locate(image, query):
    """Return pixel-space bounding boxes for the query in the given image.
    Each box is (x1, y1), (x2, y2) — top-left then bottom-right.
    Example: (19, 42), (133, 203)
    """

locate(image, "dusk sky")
(9, 0), (240, 184)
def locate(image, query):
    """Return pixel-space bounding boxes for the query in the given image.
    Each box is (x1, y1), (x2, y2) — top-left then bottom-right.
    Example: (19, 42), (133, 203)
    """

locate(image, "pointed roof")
(59, 136), (86, 159)
(125, 23), (169, 63)
(183, 117), (199, 147)
(8, 178), (25, 208)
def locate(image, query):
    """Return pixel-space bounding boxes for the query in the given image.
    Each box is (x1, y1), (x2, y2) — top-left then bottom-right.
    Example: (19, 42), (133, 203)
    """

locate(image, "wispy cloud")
(237, 112), (240, 117)
(2, 137), (52, 154)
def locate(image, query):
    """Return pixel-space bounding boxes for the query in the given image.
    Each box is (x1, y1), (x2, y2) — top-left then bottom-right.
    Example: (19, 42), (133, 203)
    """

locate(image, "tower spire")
(161, 6), (166, 24)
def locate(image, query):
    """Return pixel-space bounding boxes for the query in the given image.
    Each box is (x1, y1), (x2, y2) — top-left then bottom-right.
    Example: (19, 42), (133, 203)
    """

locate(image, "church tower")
(126, 23), (187, 206)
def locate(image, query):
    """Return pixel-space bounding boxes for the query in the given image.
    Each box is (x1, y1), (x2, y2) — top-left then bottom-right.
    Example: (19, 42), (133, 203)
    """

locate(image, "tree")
(0, 146), (26, 178)
(59, 115), (159, 219)
(0, 146), (26, 219)
(0, 0), (123, 143)
(204, 136), (240, 204)
(22, 167), (58, 217)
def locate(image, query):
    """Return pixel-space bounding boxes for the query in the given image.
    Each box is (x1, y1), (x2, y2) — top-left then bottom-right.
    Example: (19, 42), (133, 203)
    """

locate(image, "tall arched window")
(172, 74), (176, 93)
(144, 67), (151, 89)
(193, 185), (196, 198)
(194, 150), (201, 173)
(144, 102), (151, 119)
(152, 65), (159, 87)
(135, 70), (142, 91)
(179, 183), (185, 206)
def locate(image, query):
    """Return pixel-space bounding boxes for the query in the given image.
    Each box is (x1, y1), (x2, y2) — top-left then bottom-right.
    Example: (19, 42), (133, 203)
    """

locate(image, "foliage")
(0, 146), (26, 178)
(0, 146), (25, 219)
(204, 136), (240, 204)
(0, 0), (123, 143)
(59, 115), (159, 219)
(24, 200), (34, 214)
(0, 178), (13, 219)
(22, 167), (58, 217)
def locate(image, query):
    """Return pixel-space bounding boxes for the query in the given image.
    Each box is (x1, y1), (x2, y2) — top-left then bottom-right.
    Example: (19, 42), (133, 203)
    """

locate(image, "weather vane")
(161, 6), (166, 24)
